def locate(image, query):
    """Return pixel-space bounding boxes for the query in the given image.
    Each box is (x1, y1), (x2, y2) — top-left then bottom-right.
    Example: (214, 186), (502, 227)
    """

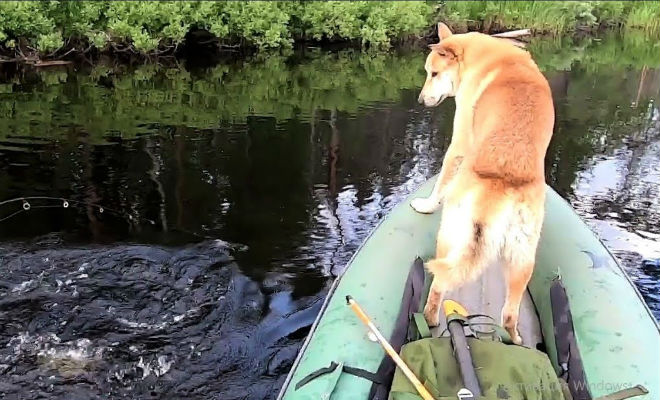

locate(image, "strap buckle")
(457, 388), (475, 399)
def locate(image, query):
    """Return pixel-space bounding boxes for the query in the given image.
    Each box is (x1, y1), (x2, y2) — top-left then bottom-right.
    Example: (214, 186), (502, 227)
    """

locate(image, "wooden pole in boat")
(346, 295), (436, 400)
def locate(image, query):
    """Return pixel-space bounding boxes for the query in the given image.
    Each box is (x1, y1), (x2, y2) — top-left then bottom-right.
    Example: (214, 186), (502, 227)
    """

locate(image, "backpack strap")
(463, 313), (515, 345)
(411, 312), (432, 339)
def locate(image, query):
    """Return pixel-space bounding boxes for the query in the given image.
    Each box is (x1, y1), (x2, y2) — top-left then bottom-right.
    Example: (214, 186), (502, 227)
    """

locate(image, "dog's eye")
(431, 72), (438, 78)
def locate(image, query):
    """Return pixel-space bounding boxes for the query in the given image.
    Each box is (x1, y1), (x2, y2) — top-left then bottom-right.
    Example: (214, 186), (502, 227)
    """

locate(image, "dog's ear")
(430, 41), (462, 60)
(437, 22), (453, 41)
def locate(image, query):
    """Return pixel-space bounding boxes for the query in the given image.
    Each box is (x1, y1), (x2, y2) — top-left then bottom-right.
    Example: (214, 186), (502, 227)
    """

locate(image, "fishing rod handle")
(346, 296), (436, 400)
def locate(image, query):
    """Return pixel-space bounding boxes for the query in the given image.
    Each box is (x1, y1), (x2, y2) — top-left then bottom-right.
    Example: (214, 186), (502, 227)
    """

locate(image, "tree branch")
(491, 29), (531, 39)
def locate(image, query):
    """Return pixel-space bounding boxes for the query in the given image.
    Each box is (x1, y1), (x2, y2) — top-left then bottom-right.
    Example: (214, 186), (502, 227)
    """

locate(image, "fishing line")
(0, 196), (156, 225)
(0, 209), (26, 223)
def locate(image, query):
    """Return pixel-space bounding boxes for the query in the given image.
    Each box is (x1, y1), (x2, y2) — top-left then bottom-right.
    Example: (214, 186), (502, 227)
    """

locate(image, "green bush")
(297, 2), (431, 45)
(0, 1), (433, 54)
(0, 1), (658, 56)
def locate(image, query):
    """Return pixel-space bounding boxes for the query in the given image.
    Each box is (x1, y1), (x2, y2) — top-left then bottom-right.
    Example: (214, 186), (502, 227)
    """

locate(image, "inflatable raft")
(277, 175), (660, 400)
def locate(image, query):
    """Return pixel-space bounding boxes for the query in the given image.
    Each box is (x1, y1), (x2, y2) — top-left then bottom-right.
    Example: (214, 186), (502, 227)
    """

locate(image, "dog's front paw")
(410, 198), (439, 214)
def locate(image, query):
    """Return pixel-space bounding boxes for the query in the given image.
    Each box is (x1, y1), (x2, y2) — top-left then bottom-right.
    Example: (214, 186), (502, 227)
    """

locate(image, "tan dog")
(411, 23), (554, 344)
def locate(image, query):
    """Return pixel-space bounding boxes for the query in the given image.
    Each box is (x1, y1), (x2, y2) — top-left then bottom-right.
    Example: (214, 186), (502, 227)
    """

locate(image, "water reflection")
(0, 33), (659, 398)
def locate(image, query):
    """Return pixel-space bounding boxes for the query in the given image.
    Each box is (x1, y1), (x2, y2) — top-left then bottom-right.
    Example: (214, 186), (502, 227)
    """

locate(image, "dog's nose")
(417, 93), (424, 104)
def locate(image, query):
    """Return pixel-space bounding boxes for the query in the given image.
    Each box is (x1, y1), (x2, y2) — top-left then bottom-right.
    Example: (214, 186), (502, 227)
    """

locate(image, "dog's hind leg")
(423, 217), (487, 326)
(501, 261), (534, 345)
(423, 258), (462, 327)
(423, 251), (489, 327)
(501, 195), (544, 345)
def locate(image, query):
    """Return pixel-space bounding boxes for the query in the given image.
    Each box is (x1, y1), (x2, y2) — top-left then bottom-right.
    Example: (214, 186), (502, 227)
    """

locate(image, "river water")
(0, 33), (658, 399)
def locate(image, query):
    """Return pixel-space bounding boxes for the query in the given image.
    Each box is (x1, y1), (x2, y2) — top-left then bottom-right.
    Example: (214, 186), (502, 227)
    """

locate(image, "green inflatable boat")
(276, 175), (660, 400)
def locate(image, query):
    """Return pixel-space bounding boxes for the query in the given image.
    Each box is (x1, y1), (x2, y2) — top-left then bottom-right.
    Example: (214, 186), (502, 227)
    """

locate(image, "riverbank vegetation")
(0, 1), (658, 60)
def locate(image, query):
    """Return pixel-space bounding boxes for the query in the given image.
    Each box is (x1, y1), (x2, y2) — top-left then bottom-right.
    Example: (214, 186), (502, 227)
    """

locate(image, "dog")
(411, 23), (554, 344)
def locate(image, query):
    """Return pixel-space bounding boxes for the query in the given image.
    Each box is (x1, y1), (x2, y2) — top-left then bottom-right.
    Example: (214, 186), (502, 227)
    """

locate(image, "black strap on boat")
(550, 278), (592, 400)
(294, 361), (382, 390)
(368, 257), (426, 400)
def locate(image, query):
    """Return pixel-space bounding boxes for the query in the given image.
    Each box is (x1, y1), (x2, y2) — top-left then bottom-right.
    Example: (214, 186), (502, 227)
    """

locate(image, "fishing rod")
(0, 196), (155, 225)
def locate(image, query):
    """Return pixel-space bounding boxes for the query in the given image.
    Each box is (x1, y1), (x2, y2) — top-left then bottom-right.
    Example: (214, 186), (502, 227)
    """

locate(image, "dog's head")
(418, 23), (463, 107)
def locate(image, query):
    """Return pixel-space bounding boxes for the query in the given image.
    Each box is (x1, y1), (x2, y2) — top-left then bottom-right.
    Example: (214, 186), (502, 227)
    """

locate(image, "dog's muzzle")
(418, 93), (447, 107)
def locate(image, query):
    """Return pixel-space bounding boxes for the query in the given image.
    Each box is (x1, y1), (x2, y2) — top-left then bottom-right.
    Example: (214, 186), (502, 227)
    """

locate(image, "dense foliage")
(0, 1), (432, 54)
(0, 1), (658, 57)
